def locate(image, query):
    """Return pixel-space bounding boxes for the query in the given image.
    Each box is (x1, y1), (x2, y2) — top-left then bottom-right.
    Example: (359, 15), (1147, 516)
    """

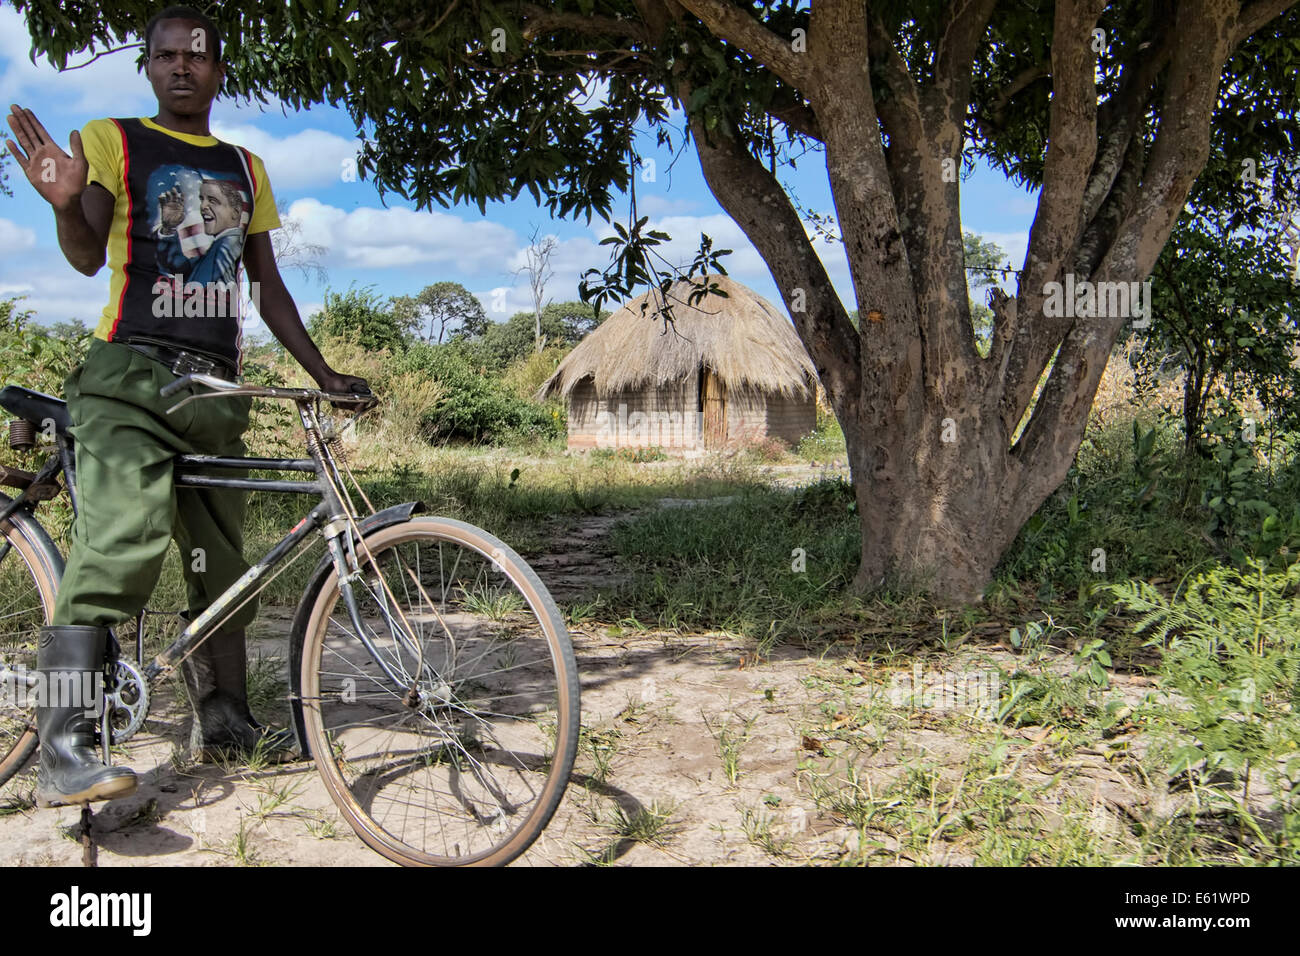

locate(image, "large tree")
(15, 0), (1300, 601)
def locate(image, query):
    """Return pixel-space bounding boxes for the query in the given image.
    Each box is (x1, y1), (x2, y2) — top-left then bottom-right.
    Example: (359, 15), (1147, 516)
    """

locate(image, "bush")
(396, 343), (564, 444)
(1106, 561), (1300, 856)
(797, 410), (846, 461)
(0, 298), (91, 395)
(740, 435), (793, 462)
(306, 286), (410, 352)
(501, 345), (571, 401)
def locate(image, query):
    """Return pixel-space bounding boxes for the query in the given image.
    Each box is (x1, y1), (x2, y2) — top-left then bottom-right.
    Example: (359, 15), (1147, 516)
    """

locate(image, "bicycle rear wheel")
(0, 493), (62, 785)
(299, 516), (580, 866)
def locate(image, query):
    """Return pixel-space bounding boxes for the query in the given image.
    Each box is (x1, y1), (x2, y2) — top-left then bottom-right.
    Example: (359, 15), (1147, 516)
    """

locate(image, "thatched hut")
(537, 276), (818, 452)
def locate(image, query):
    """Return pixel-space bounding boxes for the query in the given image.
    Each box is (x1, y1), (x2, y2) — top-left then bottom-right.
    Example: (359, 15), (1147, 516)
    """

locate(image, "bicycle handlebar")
(161, 372), (378, 412)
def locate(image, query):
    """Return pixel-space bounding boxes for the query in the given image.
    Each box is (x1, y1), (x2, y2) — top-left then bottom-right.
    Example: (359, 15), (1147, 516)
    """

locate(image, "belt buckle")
(170, 351), (216, 378)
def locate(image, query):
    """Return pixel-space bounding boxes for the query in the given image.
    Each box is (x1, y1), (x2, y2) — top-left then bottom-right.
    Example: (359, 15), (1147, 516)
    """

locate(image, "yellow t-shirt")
(80, 116), (280, 364)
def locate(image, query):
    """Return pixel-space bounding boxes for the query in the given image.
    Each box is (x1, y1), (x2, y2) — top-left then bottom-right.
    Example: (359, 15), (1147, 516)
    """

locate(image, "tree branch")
(1093, 0), (1240, 285)
(1014, 0), (1249, 506)
(768, 100), (823, 141)
(517, 3), (651, 43)
(673, 0), (814, 94)
(1077, 26), (1173, 231)
(932, 0), (997, 121)
(996, 0), (1106, 434)
(985, 62), (1051, 132)
(686, 106), (862, 420)
(1234, 0), (1299, 43)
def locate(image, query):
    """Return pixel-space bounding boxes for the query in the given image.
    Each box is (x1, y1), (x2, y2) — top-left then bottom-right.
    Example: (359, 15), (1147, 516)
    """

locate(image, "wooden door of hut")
(701, 368), (727, 449)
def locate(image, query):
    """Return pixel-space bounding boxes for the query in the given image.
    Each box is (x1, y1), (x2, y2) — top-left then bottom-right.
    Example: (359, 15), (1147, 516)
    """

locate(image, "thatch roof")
(537, 275), (818, 401)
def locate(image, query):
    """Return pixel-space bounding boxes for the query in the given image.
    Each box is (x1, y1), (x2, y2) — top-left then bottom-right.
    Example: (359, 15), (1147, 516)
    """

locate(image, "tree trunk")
(665, 0), (1247, 605)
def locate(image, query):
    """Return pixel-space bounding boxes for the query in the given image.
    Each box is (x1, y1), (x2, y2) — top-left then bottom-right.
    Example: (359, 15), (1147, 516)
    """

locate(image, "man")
(4, 6), (371, 807)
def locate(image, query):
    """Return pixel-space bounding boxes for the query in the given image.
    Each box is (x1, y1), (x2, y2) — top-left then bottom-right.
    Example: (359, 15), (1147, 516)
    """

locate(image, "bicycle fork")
(324, 526), (442, 707)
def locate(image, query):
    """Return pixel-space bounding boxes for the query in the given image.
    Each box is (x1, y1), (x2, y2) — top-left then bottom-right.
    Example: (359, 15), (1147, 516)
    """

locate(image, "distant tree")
(472, 300), (612, 369)
(543, 300), (612, 341)
(476, 310), (569, 370)
(269, 201), (328, 285)
(513, 228), (557, 352)
(46, 318), (92, 341)
(241, 202), (328, 341)
(391, 282), (488, 344)
(307, 286), (407, 352)
(964, 232), (1011, 352)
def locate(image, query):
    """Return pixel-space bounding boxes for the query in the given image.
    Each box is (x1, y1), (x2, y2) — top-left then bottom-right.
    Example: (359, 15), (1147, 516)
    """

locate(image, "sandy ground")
(0, 487), (1173, 867)
(0, 621), (1160, 867)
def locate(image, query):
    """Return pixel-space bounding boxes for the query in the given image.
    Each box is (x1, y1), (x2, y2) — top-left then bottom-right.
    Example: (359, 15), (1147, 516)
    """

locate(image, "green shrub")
(1106, 561), (1300, 858)
(306, 285), (410, 352)
(396, 343), (564, 443)
(797, 408), (846, 461)
(0, 298), (91, 395)
(501, 345), (571, 401)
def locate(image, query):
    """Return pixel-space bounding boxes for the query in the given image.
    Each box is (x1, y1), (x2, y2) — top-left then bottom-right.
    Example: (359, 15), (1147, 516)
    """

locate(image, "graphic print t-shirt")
(81, 117), (281, 370)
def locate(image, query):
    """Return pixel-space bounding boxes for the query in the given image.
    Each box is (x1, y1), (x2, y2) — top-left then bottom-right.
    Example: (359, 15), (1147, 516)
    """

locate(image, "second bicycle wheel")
(0, 493), (62, 786)
(299, 516), (580, 866)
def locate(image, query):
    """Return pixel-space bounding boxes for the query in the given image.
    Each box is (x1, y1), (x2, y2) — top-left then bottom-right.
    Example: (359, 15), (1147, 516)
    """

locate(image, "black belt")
(122, 340), (237, 380)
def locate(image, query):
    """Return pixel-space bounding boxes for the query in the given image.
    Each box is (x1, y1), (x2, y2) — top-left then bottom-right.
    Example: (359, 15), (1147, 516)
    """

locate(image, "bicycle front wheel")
(299, 516), (580, 866)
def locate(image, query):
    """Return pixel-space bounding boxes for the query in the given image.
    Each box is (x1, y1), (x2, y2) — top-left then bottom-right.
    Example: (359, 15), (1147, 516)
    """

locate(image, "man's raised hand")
(5, 105), (87, 212)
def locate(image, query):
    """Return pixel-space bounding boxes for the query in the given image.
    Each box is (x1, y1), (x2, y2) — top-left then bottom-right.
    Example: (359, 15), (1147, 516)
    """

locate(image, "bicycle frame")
(0, 375), (430, 740)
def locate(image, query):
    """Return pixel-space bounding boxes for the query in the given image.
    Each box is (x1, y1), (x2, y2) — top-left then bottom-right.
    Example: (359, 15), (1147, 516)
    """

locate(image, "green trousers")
(50, 338), (258, 631)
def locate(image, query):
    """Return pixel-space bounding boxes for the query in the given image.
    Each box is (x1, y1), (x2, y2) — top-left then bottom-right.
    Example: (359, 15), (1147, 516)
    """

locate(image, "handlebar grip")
(159, 375), (194, 398)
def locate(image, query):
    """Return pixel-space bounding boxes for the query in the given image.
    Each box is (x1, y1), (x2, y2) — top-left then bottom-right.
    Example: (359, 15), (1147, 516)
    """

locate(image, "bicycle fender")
(0, 491), (65, 586)
(285, 500), (425, 758)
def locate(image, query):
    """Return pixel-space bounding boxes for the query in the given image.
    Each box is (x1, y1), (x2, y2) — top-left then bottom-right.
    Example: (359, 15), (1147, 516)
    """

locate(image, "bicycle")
(0, 370), (580, 866)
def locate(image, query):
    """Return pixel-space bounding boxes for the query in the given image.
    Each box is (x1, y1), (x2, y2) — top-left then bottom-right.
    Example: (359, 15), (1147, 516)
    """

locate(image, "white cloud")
(0, 266), (109, 327)
(0, 7), (154, 116)
(284, 198), (518, 273)
(209, 122), (359, 191)
(0, 218), (37, 254)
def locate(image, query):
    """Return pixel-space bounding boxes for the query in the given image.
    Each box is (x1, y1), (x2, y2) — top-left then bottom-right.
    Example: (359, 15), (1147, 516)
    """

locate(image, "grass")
(577, 725), (622, 786)
(738, 803), (792, 858)
(305, 813), (338, 840)
(703, 711), (756, 788)
(603, 799), (679, 846)
(247, 777), (306, 823)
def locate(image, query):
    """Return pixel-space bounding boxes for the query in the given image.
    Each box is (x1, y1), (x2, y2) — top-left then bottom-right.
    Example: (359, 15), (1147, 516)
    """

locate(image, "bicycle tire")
(299, 516), (581, 866)
(0, 492), (63, 786)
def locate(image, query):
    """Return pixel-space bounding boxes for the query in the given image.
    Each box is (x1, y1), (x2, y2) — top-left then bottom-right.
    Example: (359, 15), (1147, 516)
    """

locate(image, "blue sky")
(0, 5), (1038, 340)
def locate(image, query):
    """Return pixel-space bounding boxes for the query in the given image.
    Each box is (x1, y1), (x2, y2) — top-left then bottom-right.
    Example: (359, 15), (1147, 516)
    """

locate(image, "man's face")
(199, 182), (241, 235)
(146, 19), (224, 116)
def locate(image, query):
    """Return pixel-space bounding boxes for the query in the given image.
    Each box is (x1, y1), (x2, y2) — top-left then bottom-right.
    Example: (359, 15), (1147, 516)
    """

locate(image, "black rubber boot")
(35, 625), (138, 808)
(179, 626), (298, 764)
